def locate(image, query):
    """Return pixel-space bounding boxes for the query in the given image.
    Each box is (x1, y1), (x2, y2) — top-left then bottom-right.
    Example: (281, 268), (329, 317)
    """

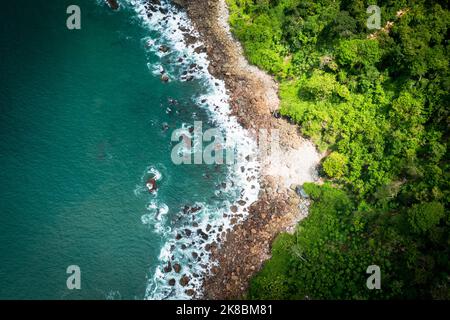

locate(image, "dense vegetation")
(226, 0), (449, 299)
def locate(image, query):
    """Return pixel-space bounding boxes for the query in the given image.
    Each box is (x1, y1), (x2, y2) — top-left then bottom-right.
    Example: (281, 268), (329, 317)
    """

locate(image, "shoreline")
(134, 0), (264, 299)
(174, 0), (322, 299)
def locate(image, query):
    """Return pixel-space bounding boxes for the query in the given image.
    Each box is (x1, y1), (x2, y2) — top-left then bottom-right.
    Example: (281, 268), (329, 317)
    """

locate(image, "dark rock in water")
(192, 252), (198, 259)
(237, 200), (246, 206)
(163, 262), (172, 273)
(201, 99), (207, 104)
(173, 263), (181, 273)
(185, 229), (192, 237)
(194, 46), (207, 54)
(105, 0), (119, 10)
(159, 45), (170, 53)
(168, 278), (176, 286)
(191, 206), (202, 214)
(188, 126), (194, 133)
(161, 74), (170, 82)
(176, 234), (182, 240)
(183, 205), (202, 215)
(189, 63), (197, 69)
(197, 229), (208, 240)
(230, 205), (238, 213)
(168, 98), (178, 105)
(162, 122), (169, 131)
(180, 275), (190, 286)
(181, 244), (187, 250)
(206, 224), (212, 232)
(147, 4), (157, 13)
(185, 289), (195, 296)
(184, 34), (198, 46)
(146, 178), (157, 193)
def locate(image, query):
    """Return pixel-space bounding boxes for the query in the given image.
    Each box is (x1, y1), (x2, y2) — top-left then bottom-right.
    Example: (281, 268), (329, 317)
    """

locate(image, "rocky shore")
(168, 0), (322, 299)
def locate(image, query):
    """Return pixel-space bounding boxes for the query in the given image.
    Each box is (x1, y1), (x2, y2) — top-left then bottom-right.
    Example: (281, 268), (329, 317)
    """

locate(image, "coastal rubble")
(177, 0), (322, 299)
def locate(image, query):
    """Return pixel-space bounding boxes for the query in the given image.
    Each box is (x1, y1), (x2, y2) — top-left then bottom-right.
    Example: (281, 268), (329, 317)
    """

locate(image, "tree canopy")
(226, 0), (450, 299)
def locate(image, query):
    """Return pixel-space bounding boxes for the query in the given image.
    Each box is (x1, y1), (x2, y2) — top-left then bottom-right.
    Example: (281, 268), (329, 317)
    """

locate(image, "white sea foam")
(126, 0), (261, 300)
(141, 201), (170, 234)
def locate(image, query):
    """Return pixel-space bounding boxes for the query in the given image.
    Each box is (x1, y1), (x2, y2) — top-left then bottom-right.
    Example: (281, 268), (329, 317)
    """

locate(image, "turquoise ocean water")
(0, 0), (259, 299)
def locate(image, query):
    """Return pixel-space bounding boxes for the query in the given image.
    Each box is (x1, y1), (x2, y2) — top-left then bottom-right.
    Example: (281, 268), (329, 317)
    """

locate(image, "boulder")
(161, 74), (170, 82)
(185, 289), (195, 296)
(179, 275), (190, 286)
(106, 0), (119, 10)
(173, 263), (181, 273)
(163, 262), (172, 273)
(146, 178), (157, 193)
(197, 229), (208, 240)
(158, 45), (170, 53)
